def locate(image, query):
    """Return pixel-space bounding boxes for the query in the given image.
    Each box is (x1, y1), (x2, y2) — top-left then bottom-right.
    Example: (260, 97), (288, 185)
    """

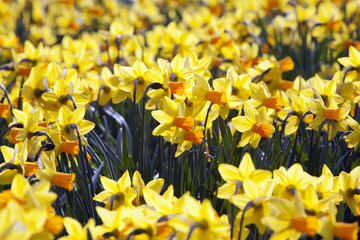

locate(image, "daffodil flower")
(152, 96), (195, 143)
(174, 126), (204, 157)
(306, 96), (349, 140)
(338, 45), (360, 69)
(273, 163), (315, 200)
(262, 192), (319, 239)
(226, 66), (252, 111)
(132, 170), (164, 206)
(248, 81), (284, 111)
(345, 116), (360, 148)
(278, 93), (313, 136)
(36, 152), (76, 191)
(192, 73), (232, 119)
(93, 170), (137, 209)
(231, 178), (274, 234)
(338, 166), (360, 216)
(217, 153), (272, 199)
(112, 59), (153, 103)
(59, 218), (99, 240)
(56, 105), (95, 143)
(169, 197), (229, 240)
(143, 185), (179, 215)
(319, 204), (358, 240)
(232, 104), (275, 148)
(310, 75), (343, 105)
(41, 68), (89, 110)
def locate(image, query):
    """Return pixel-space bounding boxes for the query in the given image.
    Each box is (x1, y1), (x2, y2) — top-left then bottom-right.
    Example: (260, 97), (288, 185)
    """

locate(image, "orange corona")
(169, 81), (185, 95)
(324, 108), (342, 122)
(264, 97), (283, 111)
(334, 222), (358, 240)
(173, 116), (194, 131)
(206, 90), (227, 107)
(290, 216), (318, 236)
(185, 130), (204, 145)
(252, 123), (272, 138)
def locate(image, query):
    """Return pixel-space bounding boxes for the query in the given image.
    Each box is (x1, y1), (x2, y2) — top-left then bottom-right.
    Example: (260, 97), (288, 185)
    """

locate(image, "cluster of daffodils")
(0, 0), (360, 239)
(0, 62), (95, 190)
(12, 155), (357, 240)
(218, 153), (359, 240)
(84, 170), (229, 240)
(0, 174), (63, 239)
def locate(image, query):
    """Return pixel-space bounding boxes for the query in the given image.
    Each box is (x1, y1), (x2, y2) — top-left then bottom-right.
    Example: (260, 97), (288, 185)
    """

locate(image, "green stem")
(288, 111), (311, 168)
(192, 103), (212, 194)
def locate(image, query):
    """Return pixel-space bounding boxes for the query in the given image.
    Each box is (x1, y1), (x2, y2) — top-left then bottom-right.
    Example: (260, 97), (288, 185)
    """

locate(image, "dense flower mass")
(1, 0), (360, 239)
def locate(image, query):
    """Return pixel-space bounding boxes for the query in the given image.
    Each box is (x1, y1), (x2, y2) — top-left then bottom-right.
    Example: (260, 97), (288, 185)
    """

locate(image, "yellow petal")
(218, 164), (241, 183)
(239, 153), (255, 177)
(232, 116), (252, 133)
(100, 176), (118, 192)
(117, 170), (131, 190)
(151, 110), (174, 124)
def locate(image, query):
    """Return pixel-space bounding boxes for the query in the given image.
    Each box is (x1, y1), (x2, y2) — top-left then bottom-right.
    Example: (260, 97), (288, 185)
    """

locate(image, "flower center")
(251, 123), (272, 138)
(155, 221), (174, 238)
(279, 80), (294, 90)
(279, 56), (294, 73)
(290, 216), (318, 236)
(173, 116), (194, 131)
(38, 121), (48, 127)
(0, 103), (10, 118)
(206, 90), (227, 107)
(60, 141), (80, 155)
(184, 130), (204, 145)
(303, 114), (314, 123)
(10, 128), (21, 144)
(334, 222), (358, 240)
(43, 216), (64, 235)
(264, 97), (283, 111)
(169, 81), (185, 95)
(324, 108), (342, 121)
(52, 172), (76, 191)
(24, 162), (40, 176)
(18, 65), (32, 77)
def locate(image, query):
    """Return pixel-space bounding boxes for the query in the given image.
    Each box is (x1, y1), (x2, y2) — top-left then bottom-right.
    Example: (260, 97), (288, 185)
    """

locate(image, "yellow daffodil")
(226, 66), (252, 111)
(319, 204), (358, 240)
(112, 59), (153, 103)
(338, 166), (360, 216)
(93, 170), (137, 209)
(217, 153), (272, 199)
(169, 197), (229, 240)
(174, 125), (205, 157)
(231, 178), (274, 233)
(307, 96), (349, 140)
(248, 81), (284, 111)
(143, 185), (179, 215)
(345, 116), (360, 148)
(310, 75), (343, 105)
(278, 93), (313, 135)
(262, 192), (319, 239)
(131, 170), (164, 206)
(273, 163), (315, 200)
(42, 68), (89, 110)
(56, 105), (95, 142)
(232, 104), (275, 148)
(59, 218), (99, 240)
(338, 45), (360, 68)
(192, 73), (232, 119)
(152, 96), (195, 143)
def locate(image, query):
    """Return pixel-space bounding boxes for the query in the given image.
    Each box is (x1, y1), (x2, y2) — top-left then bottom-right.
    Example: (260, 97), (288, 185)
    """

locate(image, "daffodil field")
(3, 0), (360, 239)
